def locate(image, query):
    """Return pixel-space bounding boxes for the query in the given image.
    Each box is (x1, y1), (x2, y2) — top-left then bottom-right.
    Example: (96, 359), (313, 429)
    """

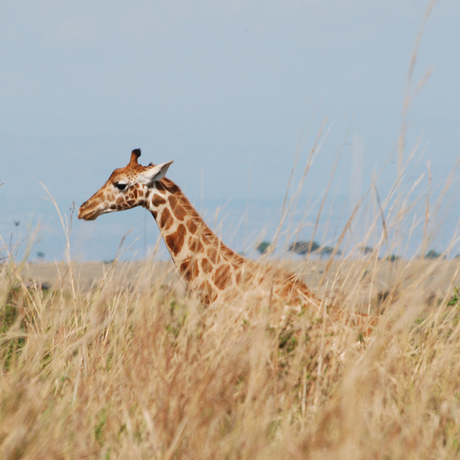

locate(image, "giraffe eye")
(115, 182), (128, 191)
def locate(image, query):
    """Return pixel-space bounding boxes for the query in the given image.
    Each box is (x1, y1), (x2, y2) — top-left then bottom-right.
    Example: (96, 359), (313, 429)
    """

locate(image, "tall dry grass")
(1, 234), (460, 459)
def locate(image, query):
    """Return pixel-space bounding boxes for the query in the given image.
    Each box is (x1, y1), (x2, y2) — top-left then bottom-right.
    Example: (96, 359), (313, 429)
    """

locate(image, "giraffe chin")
(78, 208), (100, 221)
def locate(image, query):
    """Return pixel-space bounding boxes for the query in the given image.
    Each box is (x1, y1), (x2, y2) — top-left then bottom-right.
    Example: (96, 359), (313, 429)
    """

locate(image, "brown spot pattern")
(186, 219), (197, 234)
(201, 258), (213, 274)
(183, 204), (195, 214)
(235, 269), (254, 285)
(199, 281), (218, 305)
(155, 182), (166, 194)
(189, 236), (203, 253)
(213, 265), (232, 290)
(161, 178), (179, 194)
(232, 257), (245, 269)
(180, 257), (199, 282)
(294, 279), (313, 298)
(116, 197), (124, 204)
(152, 194), (167, 207)
(165, 224), (186, 256)
(202, 232), (211, 245)
(223, 247), (234, 259)
(159, 208), (173, 230)
(169, 196), (187, 221)
(275, 282), (295, 299)
(207, 247), (219, 264)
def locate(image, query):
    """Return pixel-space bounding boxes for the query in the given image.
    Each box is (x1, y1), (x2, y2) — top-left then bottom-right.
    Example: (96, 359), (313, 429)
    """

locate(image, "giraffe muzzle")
(78, 201), (99, 221)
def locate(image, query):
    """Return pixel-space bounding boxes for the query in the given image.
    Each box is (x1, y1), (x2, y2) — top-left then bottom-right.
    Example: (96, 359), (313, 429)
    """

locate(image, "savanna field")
(2, 0), (460, 458)
(2, 252), (460, 459)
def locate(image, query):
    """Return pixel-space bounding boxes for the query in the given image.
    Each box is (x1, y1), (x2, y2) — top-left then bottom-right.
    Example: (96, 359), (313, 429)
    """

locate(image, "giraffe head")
(78, 149), (173, 221)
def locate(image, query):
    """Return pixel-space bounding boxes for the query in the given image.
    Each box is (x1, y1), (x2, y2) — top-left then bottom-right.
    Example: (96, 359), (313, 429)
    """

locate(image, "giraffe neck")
(144, 177), (242, 283)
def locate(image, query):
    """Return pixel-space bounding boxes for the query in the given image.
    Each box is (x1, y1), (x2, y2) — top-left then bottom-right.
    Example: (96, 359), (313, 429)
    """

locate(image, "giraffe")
(78, 149), (374, 332)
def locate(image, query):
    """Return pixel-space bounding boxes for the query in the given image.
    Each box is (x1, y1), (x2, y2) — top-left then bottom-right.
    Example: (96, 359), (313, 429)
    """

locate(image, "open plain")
(21, 257), (460, 311)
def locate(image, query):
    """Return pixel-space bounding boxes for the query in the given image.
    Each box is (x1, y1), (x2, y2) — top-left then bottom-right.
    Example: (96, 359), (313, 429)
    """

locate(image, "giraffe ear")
(138, 160), (174, 185)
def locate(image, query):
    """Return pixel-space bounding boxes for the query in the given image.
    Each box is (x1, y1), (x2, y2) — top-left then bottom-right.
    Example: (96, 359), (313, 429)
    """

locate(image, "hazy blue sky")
(1, 1), (459, 261)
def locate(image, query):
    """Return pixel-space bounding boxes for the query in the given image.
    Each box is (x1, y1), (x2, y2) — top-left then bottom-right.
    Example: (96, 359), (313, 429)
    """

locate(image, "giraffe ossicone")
(78, 149), (320, 311)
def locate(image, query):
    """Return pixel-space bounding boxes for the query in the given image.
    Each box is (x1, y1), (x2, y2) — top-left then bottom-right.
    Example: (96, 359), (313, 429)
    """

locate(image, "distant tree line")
(287, 241), (342, 259)
(256, 240), (341, 260)
(255, 240), (451, 261)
